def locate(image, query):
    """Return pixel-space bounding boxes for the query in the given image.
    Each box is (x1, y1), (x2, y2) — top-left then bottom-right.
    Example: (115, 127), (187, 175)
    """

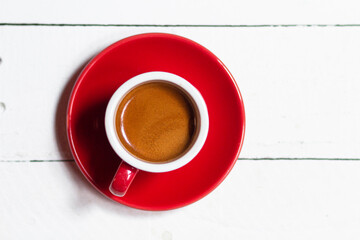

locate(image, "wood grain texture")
(0, 161), (360, 239)
(1, 26), (360, 160)
(1, 0), (360, 24)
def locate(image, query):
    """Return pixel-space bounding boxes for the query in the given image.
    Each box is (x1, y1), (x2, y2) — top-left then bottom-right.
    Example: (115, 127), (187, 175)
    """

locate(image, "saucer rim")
(66, 32), (246, 211)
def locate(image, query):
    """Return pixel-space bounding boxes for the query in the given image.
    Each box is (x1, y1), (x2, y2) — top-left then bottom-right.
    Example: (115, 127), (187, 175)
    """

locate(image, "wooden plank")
(0, 161), (360, 239)
(1, 0), (360, 25)
(1, 26), (360, 160)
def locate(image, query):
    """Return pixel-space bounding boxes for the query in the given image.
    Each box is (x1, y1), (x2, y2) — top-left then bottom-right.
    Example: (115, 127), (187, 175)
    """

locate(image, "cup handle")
(109, 161), (139, 197)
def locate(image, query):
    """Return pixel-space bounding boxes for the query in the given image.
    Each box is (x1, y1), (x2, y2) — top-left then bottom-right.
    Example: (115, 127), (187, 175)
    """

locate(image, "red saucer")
(67, 33), (245, 210)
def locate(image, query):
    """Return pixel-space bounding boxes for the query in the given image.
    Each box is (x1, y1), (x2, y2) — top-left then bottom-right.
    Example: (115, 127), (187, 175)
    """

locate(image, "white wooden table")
(1, 1), (360, 239)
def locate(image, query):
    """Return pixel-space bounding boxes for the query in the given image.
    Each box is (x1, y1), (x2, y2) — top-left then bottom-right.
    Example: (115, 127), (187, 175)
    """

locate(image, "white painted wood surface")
(1, 161), (360, 240)
(1, 0), (360, 25)
(1, 26), (360, 160)
(1, 1), (360, 238)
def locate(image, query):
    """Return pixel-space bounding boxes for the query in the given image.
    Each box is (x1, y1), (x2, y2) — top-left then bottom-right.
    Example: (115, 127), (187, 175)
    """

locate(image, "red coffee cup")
(104, 71), (209, 197)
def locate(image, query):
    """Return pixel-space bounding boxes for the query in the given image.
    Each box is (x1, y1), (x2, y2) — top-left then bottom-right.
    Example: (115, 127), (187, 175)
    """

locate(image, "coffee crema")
(115, 81), (197, 163)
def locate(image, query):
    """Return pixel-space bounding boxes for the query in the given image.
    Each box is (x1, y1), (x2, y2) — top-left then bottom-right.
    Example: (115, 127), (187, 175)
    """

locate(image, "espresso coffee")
(115, 81), (197, 163)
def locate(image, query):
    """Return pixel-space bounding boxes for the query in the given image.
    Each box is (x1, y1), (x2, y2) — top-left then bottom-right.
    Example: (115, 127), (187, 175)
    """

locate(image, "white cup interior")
(105, 71), (209, 173)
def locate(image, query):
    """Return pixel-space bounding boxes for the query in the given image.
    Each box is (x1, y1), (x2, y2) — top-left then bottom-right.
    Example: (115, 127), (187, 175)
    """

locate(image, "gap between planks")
(2, 23), (360, 27)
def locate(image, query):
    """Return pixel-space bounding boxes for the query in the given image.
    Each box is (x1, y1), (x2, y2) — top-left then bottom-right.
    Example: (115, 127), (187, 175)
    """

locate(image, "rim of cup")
(105, 71), (209, 173)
